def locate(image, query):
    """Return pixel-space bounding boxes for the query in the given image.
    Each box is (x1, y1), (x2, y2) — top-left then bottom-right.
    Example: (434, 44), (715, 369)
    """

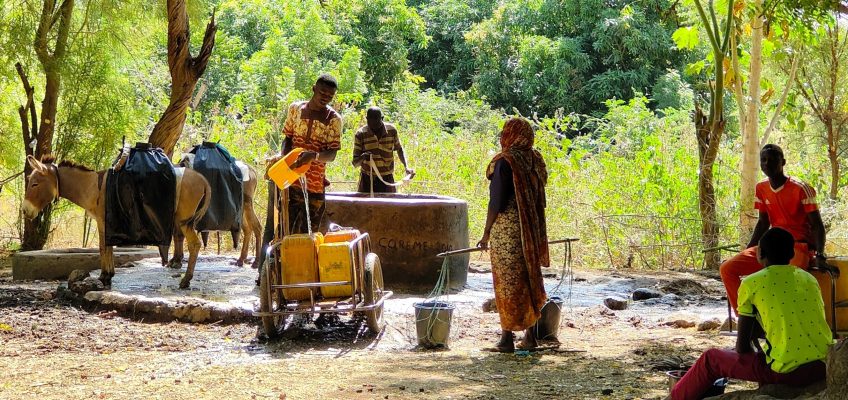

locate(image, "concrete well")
(324, 192), (469, 291)
(12, 247), (158, 281)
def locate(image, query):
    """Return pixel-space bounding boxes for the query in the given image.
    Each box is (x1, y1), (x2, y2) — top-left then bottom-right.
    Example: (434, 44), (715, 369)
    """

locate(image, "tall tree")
(147, 0), (217, 158)
(691, 0), (734, 269)
(16, 0), (75, 250)
(795, 20), (848, 200)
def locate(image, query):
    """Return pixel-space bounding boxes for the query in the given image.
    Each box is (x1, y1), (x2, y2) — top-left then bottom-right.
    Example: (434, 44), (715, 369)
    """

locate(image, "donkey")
(22, 155), (211, 289)
(178, 154), (262, 268)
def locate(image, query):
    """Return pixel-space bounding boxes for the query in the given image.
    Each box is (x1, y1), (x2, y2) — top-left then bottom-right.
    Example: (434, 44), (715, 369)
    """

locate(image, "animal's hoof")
(235, 259), (244, 267)
(179, 279), (191, 289)
(167, 260), (182, 269)
(97, 275), (112, 288)
(250, 261), (259, 270)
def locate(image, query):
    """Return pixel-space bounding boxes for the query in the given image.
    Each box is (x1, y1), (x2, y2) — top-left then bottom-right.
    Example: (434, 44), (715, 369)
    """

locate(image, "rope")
(535, 241), (573, 340)
(415, 256), (453, 347)
(366, 154), (413, 197)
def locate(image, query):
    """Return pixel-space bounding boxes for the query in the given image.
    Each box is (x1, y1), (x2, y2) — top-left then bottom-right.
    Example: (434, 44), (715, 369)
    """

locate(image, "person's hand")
(360, 152), (372, 162)
(291, 151), (318, 169)
(814, 254), (840, 277)
(405, 167), (416, 179)
(477, 232), (490, 249)
(264, 154), (284, 179)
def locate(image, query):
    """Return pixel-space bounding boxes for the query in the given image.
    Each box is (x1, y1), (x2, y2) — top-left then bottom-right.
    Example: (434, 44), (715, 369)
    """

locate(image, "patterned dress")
(485, 118), (549, 332)
(490, 200), (540, 330)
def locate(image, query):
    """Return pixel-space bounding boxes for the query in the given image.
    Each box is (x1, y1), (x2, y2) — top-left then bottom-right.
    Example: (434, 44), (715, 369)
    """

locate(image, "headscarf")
(486, 118), (550, 308)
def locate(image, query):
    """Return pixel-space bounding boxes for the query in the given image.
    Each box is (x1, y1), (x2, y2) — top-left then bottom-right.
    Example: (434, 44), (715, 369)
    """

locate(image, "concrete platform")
(12, 247), (159, 281)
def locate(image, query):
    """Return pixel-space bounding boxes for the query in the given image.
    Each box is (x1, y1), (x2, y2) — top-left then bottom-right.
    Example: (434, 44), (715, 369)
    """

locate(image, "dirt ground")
(0, 254), (741, 400)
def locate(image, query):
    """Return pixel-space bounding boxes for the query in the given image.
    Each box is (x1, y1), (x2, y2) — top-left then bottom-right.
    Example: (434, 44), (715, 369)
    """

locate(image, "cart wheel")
(259, 259), (282, 338)
(363, 253), (384, 333)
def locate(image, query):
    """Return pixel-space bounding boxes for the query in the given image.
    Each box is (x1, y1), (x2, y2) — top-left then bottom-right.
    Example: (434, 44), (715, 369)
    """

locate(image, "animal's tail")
(188, 177), (212, 229)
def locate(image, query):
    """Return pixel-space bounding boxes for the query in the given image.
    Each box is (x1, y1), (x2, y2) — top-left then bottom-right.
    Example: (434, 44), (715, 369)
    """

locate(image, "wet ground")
(0, 253), (737, 399)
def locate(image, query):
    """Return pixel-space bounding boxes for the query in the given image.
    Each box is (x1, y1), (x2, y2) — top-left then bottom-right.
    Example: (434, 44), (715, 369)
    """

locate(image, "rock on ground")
(663, 319), (696, 329)
(632, 288), (663, 301)
(697, 318), (722, 331)
(67, 269), (90, 285)
(660, 279), (708, 296)
(70, 277), (104, 295)
(481, 298), (497, 313)
(604, 297), (628, 310)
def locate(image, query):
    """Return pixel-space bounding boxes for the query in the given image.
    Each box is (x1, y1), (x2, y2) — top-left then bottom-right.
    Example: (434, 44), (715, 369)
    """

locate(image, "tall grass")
(3, 83), (847, 269)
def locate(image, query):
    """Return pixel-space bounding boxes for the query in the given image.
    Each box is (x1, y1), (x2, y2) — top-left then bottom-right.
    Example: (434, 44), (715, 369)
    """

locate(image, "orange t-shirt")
(754, 177), (818, 243)
(282, 101), (342, 193)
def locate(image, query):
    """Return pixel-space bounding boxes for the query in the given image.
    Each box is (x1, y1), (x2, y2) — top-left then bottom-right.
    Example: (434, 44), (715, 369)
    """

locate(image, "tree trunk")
(696, 106), (723, 269)
(22, 203), (53, 250)
(739, 1), (765, 245)
(19, 0), (75, 251)
(148, 0), (217, 158)
(827, 122), (839, 200)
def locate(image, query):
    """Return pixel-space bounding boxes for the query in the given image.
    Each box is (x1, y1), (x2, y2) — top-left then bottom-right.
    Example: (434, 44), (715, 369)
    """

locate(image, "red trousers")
(671, 349), (825, 400)
(719, 243), (810, 314)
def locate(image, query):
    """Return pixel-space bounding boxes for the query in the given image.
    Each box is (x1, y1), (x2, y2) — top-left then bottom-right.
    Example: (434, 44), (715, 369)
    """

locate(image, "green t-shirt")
(738, 265), (833, 373)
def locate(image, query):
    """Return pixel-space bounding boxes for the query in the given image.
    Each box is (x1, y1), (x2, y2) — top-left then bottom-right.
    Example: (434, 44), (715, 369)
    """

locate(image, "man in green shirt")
(672, 227), (830, 399)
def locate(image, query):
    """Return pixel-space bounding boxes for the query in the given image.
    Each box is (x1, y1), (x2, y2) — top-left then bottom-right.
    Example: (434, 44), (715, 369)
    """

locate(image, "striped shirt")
(754, 177), (818, 243)
(283, 101), (342, 193)
(353, 123), (400, 176)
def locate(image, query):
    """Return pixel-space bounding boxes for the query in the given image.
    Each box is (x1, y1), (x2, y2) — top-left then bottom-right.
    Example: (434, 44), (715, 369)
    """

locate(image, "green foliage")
(652, 70), (695, 111)
(328, 0), (428, 90)
(465, 0), (690, 116)
(409, 0), (495, 93)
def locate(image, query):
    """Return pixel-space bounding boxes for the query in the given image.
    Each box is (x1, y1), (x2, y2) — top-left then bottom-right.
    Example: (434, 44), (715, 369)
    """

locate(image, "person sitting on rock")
(720, 144), (827, 318)
(351, 106), (414, 193)
(671, 227), (831, 400)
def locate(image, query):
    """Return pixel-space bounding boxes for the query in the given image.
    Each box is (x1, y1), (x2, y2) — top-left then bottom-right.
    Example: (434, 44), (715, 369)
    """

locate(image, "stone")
(659, 293), (682, 305)
(719, 317), (737, 332)
(697, 318), (722, 331)
(482, 298), (498, 313)
(603, 297), (628, 310)
(70, 276), (104, 295)
(67, 269), (90, 285)
(660, 279), (707, 296)
(663, 319), (696, 329)
(632, 288), (663, 301)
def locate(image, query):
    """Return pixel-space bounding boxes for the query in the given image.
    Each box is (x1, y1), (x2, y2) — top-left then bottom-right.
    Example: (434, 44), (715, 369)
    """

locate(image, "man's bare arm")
(746, 211), (771, 248)
(736, 315), (757, 353)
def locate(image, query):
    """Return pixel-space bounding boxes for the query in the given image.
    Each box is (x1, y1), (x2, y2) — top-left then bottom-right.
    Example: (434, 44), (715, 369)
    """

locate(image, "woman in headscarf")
(477, 117), (549, 352)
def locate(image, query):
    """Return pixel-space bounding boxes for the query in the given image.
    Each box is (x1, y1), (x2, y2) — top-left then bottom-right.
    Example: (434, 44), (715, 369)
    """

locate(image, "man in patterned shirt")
(352, 106), (414, 193)
(720, 144), (828, 316)
(258, 74), (342, 269)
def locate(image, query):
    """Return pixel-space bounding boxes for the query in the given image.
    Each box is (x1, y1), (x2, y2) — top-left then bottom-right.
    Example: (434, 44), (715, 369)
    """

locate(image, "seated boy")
(672, 227), (831, 400)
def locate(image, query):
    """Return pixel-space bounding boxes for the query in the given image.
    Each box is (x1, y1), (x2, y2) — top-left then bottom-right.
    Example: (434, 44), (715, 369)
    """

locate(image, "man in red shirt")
(720, 144), (827, 315)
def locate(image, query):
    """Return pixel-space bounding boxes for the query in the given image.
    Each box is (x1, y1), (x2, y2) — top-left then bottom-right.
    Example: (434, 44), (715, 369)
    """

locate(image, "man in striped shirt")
(352, 107), (414, 193)
(720, 144), (828, 316)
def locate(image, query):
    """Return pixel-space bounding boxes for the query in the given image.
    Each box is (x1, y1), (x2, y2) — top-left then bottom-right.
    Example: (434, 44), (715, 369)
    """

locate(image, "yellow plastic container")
(268, 148), (311, 189)
(812, 256), (848, 332)
(318, 242), (354, 298)
(324, 229), (361, 244)
(281, 233), (323, 300)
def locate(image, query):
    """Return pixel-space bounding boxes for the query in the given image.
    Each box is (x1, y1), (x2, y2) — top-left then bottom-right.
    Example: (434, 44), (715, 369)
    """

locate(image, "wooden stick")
(437, 238), (580, 258)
